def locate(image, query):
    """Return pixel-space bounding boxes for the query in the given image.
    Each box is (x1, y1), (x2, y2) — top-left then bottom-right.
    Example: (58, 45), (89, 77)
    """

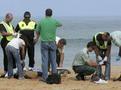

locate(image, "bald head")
(5, 13), (13, 23)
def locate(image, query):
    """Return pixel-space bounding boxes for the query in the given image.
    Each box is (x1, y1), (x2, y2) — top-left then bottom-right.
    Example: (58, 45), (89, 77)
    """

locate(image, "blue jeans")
(97, 50), (111, 80)
(41, 41), (57, 80)
(5, 45), (23, 78)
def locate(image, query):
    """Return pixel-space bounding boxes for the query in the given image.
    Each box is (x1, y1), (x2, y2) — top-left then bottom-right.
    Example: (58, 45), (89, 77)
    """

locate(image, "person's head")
(57, 38), (67, 48)
(5, 13), (13, 23)
(24, 11), (31, 19)
(102, 32), (110, 41)
(87, 41), (95, 52)
(45, 8), (52, 17)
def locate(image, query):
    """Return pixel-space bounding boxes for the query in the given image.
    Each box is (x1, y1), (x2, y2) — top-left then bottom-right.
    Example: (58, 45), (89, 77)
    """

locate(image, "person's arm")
(59, 52), (64, 67)
(20, 45), (25, 60)
(0, 24), (13, 36)
(33, 31), (40, 43)
(1, 31), (13, 36)
(56, 20), (62, 27)
(34, 22), (41, 43)
(93, 36), (100, 60)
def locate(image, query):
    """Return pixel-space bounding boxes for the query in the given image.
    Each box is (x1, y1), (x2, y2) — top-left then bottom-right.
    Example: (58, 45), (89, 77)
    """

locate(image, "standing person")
(72, 41), (97, 81)
(110, 31), (121, 61)
(36, 8), (62, 81)
(0, 13), (16, 77)
(5, 34), (27, 80)
(15, 11), (37, 70)
(56, 37), (66, 67)
(93, 32), (111, 81)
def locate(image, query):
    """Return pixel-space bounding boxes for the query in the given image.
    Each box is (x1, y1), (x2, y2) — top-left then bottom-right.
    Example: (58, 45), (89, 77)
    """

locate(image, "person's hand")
(103, 56), (107, 62)
(33, 37), (38, 44)
(102, 56), (108, 65)
(98, 56), (102, 61)
(99, 60), (104, 65)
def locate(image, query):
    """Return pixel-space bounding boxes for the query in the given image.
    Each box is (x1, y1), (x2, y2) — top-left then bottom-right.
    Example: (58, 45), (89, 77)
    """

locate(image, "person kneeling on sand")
(72, 41), (97, 81)
(5, 33), (27, 80)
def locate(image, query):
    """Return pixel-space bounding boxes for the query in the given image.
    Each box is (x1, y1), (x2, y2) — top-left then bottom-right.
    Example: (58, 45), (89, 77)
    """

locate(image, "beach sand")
(0, 66), (121, 90)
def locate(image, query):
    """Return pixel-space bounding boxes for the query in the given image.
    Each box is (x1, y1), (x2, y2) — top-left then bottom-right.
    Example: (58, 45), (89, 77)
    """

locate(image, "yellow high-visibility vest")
(18, 20), (36, 30)
(0, 21), (14, 41)
(94, 32), (108, 49)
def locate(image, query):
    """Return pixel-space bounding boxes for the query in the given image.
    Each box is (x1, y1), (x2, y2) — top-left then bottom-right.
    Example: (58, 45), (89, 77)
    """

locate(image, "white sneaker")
(5, 72), (8, 78)
(23, 67), (27, 71)
(28, 67), (34, 71)
(95, 79), (108, 84)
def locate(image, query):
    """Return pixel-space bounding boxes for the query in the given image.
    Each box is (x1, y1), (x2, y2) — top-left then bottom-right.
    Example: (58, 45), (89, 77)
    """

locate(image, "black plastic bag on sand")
(46, 73), (61, 84)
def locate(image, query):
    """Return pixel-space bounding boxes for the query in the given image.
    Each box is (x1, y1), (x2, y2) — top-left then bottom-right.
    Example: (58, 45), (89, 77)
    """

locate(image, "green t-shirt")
(36, 17), (61, 41)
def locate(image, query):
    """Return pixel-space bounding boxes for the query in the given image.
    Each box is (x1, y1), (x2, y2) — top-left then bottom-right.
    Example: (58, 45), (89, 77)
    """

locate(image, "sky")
(0, 0), (121, 17)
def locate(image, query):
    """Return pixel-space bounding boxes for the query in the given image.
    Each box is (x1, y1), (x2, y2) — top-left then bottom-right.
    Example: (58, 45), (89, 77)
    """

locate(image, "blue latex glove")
(116, 56), (121, 61)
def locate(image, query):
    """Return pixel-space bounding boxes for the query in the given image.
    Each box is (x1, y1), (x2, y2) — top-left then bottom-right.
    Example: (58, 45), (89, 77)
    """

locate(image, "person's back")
(111, 31), (121, 47)
(38, 17), (61, 41)
(72, 48), (89, 66)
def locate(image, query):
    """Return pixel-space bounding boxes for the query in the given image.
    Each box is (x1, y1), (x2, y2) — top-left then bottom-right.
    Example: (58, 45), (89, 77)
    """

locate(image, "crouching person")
(72, 41), (97, 81)
(5, 33), (27, 80)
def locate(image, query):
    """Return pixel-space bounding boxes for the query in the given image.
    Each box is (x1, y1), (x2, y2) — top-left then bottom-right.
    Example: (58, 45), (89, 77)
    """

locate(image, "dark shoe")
(76, 74), (85, 81)
(8, 76), (14, 79)
(0, 73), (5, 78)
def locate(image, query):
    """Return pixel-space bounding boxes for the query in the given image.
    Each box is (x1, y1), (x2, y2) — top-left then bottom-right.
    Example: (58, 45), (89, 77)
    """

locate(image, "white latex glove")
(103, 56), (107, 62)
(99, 60), (104, 65)
(98, 56), (102, 61)
(98, 56), (104, 65)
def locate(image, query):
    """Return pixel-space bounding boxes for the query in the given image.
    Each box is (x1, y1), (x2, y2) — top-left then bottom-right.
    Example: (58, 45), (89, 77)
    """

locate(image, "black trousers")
(56, 49), (61, 67)
(27, 41), (35, 67)
(1, 38), (16, 72)
(73, 65), (96, 76)
(20, 30), (35, 68)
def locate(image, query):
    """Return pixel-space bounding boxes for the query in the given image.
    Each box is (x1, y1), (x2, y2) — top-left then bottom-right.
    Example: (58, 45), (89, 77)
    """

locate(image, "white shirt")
(111, 31), (121, 47)
(56, 36), (65, 53)
(7, 38), (25, 49)
(56, 36), (61, 44)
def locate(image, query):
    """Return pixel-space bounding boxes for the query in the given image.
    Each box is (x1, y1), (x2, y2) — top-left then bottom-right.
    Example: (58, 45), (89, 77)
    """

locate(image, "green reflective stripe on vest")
(95, 32), (108, 49)
(18, 21), (36, 30)
(1, 21), (14, 41)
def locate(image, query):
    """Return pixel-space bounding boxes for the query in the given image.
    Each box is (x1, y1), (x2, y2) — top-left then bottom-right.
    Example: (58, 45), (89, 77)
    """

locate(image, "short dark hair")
(24, 11), (31, 18)
(105, 32), (110, 36)
(59, 38), (67, 45)
(45, 9), (52, 16)
(87, 41), (95, 48)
